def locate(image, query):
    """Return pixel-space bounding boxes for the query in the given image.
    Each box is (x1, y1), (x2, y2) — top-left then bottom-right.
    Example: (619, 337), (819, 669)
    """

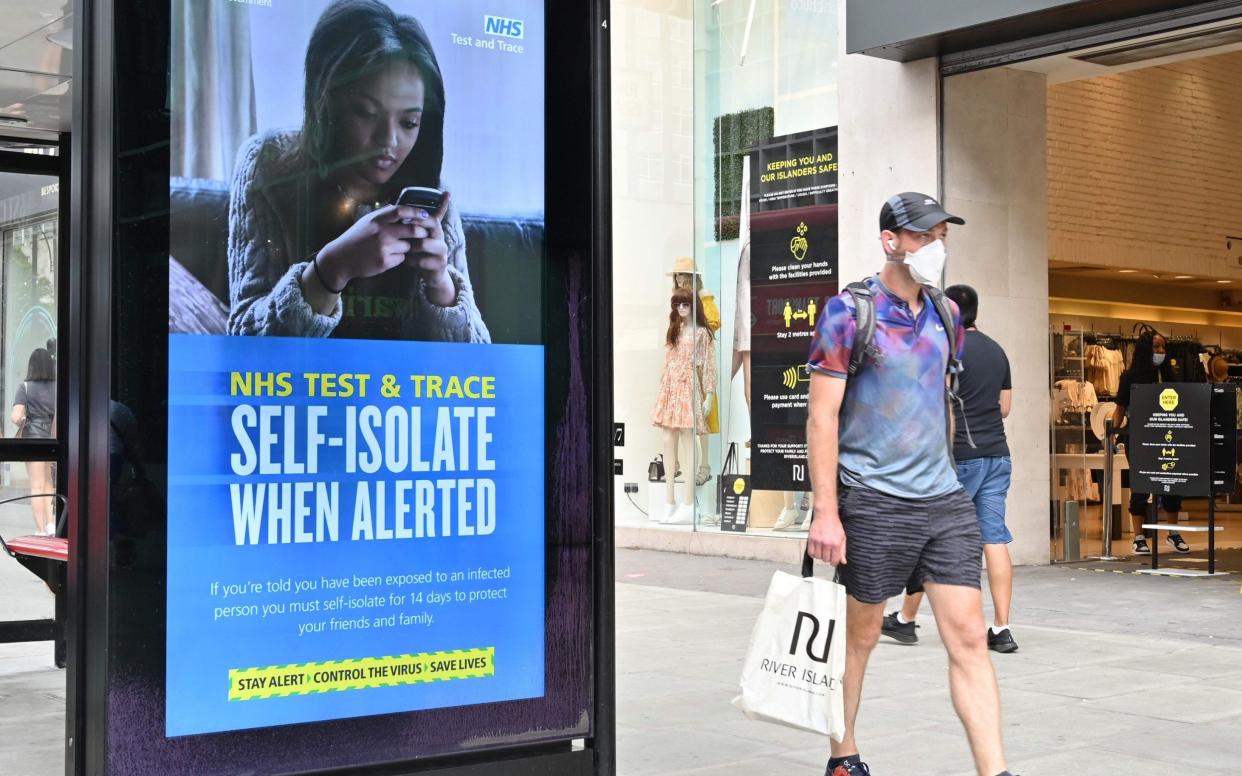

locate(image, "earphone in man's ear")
(887, 239), (897, 252)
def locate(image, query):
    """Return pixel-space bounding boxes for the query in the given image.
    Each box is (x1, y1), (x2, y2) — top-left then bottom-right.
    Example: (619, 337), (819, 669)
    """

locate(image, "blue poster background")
(165, 334), (545, 736)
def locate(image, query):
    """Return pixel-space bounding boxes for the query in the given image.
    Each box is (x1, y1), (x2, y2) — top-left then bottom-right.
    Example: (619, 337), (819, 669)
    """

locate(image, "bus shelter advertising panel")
(166, 0), (548, 738)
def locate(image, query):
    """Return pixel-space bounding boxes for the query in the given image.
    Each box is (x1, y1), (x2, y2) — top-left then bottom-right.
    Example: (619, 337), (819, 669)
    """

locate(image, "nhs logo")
(484, 15), (524, 39)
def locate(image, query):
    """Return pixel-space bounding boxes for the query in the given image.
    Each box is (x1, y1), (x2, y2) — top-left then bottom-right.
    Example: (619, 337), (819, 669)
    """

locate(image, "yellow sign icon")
(1165, 430), (1175, 443)
(732, 477), (747, 495)
(789, 222), (809, 261)
(1162, 448), (1176, 457)
(1159, 388), (1180, 411)
(783, 299), (818, 329)
(782, 365), (812, 390)
(1161, 461), (1178, 471)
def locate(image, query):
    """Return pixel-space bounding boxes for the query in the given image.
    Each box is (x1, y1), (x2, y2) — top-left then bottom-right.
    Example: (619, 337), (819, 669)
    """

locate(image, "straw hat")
(1209, 354), (1230, 383)
(665, 256), (702, 277)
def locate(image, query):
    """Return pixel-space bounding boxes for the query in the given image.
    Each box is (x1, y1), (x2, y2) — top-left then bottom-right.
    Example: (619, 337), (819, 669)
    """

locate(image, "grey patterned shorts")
(836, 485), (981, 604)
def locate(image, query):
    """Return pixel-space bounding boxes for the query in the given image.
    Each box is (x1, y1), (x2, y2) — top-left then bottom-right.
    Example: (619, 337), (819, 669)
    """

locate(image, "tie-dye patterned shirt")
(807, 275), (966, 500)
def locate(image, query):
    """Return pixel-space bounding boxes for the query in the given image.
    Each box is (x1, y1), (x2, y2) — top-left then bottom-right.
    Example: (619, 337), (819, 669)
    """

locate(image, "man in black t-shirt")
(881, 285), (1020, 654)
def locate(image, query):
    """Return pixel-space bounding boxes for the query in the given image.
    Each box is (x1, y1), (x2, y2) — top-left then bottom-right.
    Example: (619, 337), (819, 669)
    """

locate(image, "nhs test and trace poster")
(166, 0), (545, 736)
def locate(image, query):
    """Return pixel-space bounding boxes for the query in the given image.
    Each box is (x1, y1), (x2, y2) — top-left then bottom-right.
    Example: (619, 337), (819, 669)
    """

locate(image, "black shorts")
(1129, 492), (1182, 517)
(837, 485), (981, 605)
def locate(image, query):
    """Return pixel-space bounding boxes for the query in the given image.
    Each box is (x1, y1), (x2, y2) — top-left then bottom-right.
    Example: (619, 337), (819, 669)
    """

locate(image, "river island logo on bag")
(789, 222), (809, 261)
(732, 477), (747, 496)
(789, 611), (835, 663)
(484, 15), (524, 39)
(1159, 388), (1180, 411)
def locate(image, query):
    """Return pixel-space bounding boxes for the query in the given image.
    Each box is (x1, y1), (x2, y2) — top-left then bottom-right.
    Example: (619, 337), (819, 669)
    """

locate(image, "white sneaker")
(45, 524), (57, 537)
(773, 507), (798, 531)
(661, 503), (694, 525)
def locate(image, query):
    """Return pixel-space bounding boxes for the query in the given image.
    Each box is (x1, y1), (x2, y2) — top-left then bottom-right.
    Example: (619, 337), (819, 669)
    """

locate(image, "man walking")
(806, 193), (1014, 776)
(881, 284), (1019, 654)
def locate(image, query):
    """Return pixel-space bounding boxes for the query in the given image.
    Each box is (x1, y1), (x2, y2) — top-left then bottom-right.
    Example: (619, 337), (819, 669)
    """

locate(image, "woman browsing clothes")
(10, 348), (57, 536)
(228, 0), (488, 342)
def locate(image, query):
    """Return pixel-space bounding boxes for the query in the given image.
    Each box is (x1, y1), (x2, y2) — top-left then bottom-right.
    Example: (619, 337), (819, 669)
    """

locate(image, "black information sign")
(1129, 383), (1212, 497)
(614, 422), (626, 447)
(719, 474), (752, 533)
(748, 127), (839, 491)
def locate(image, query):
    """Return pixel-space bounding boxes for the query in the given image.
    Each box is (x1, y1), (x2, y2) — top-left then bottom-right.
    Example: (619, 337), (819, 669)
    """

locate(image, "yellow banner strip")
(228, 648), (495, 701)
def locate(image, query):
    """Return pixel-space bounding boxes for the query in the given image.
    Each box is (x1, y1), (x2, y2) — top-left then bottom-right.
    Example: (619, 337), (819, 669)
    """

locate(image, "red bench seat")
(4, 535), (69, 563)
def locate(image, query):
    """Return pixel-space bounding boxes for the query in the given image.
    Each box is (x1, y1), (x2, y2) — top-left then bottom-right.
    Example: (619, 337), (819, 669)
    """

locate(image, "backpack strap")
(925, 285), (976, 450)
(845, 282), (880, 377)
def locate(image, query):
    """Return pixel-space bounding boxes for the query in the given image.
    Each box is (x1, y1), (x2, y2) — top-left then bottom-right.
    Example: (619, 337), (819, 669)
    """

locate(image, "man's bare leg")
(924, 582), (1007, 776)
(830, 598), (884, 760)
(982, 545), (1012, 627)
(899, 590), (923, 622)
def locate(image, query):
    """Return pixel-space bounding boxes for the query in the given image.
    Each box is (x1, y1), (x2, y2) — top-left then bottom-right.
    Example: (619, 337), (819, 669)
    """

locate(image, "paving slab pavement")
(616, 549), (1242, 776)
(2, 546), (1241, 775)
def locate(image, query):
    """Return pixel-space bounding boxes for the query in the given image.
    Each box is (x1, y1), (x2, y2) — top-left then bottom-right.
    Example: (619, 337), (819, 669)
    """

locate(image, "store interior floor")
(1054, 498), (1242, 574)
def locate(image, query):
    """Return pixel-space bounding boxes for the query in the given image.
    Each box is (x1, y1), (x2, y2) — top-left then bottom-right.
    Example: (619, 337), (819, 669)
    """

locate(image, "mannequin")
(651, 287), (718, 524)
(668, 256), (721, 487)
(733, 159), (753, 415)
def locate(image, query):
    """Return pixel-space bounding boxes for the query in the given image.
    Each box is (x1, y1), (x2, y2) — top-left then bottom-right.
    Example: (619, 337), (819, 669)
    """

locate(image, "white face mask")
(1153, 353), (1166, 366)
(900, 238), (946, 287)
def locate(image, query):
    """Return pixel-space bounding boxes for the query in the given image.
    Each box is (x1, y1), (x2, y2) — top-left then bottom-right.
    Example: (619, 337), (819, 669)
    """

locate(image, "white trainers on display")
(661, 503), (694, 525)
(772, 507), (798, 531)
(650, 503), (669, 523)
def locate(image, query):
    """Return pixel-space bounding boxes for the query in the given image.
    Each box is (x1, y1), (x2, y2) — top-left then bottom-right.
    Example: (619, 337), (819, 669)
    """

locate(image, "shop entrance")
(941, 15), (1242, 574)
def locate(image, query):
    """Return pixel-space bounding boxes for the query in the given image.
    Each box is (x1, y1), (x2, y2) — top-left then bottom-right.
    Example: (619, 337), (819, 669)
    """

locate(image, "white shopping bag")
(732, 553), (847, 741)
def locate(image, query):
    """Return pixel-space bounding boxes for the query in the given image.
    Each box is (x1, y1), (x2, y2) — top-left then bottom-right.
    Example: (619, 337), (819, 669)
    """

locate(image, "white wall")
(836, 14), (1051, 565)
(611, 0), (695, 520)
(943, 67), (1051, 566)
(837, 0), (939, 281)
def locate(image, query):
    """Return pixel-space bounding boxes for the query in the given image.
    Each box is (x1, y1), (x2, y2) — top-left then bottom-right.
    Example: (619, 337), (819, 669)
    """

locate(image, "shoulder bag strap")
(925, 285), (976, 450)
(845, 282), (878, 378)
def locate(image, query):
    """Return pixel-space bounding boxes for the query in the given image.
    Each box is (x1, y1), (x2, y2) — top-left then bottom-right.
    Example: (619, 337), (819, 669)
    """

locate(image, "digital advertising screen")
(165, 0), (546, 737)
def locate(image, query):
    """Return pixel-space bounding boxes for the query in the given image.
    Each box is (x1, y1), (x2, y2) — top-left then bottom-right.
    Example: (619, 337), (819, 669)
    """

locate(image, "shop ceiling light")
(1073, 22), (1242, 67)
(1118, 269), (1138, 273)
(1218, 280), (1233, 284)
(1174, 275), (1195, 280)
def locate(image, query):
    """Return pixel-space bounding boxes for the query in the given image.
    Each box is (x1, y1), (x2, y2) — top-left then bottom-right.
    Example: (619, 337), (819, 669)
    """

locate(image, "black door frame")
(68, 0), (614, 774)
(0, 140), (69, 673)
(0, 142), (66, 466)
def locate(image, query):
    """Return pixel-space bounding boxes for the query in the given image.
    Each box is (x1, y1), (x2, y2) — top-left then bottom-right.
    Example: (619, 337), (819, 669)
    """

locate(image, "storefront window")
(0, 174), (58, 476)
(610, 0), (839, 539)
(692, 0), (839, 536)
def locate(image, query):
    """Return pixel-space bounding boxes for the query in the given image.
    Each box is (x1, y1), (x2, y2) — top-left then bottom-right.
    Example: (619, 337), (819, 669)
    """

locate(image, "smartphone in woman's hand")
(396, 186), (445, 212)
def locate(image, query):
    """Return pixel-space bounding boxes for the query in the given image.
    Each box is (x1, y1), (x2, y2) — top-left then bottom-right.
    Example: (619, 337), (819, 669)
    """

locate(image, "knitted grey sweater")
(227, 130), (490, 342)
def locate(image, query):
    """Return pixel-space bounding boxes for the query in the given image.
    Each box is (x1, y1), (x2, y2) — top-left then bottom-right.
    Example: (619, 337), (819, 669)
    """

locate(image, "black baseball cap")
(880, 192), (965, 232)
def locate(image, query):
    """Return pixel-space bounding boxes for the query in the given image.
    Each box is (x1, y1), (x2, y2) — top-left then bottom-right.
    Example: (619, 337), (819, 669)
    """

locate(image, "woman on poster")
(228, 0), (489, 342)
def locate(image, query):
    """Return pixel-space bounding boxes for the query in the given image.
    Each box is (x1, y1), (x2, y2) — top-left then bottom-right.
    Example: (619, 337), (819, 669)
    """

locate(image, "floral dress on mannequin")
(652, 326), (718, 432)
